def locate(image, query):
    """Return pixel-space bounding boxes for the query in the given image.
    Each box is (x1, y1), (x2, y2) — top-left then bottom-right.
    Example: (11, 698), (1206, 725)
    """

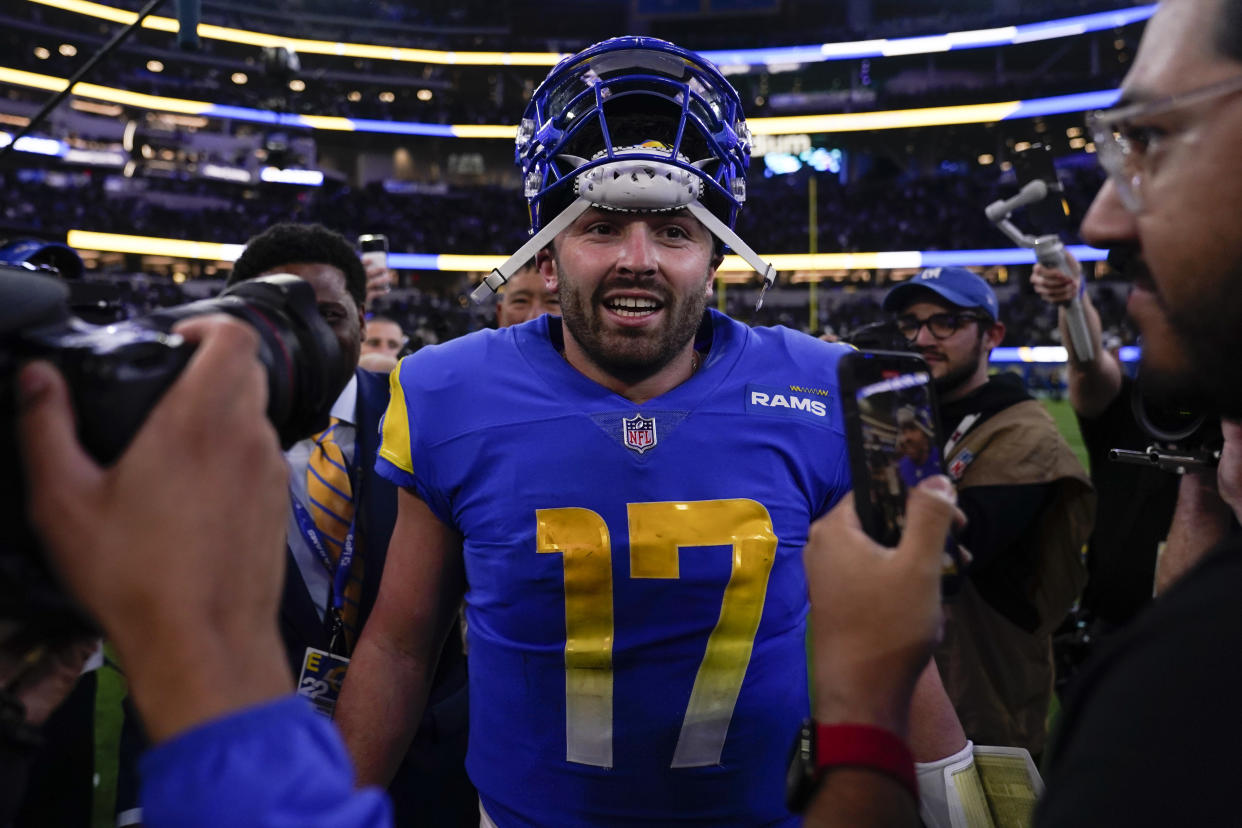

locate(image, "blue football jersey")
(376, 310), (851, 827)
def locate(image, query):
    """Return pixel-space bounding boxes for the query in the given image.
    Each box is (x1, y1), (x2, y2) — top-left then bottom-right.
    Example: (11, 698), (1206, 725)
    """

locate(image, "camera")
(1109, 380), (1221, 473)
(840, 320), (911, 352)
(2, 265), (345, 634)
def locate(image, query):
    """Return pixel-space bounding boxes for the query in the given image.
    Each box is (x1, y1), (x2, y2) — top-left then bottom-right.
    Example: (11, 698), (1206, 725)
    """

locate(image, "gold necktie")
(307, 417), (364, 649)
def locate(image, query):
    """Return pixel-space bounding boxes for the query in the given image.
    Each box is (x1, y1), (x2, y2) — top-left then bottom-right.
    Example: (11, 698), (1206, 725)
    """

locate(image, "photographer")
(804, 1), (1242, 823)
(1030, 253), (1179, 628)
(16, 316), (391, 827)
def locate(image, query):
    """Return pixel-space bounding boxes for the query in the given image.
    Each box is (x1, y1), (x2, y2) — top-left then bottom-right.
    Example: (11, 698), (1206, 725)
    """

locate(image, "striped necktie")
(307, 416), (364, 650)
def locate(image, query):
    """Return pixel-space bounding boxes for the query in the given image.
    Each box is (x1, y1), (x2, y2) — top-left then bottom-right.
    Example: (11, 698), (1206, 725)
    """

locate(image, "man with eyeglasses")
(799, 3), (1242, 823)
(882, 266), (1094, 760)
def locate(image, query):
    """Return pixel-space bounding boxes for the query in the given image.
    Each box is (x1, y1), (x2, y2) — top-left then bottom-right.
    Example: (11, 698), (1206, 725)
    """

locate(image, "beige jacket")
(934, 398), (1094, 755)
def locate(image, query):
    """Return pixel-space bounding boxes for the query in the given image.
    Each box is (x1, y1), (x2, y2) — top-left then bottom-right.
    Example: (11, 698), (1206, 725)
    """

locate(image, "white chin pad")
(575, 158), (702, 212)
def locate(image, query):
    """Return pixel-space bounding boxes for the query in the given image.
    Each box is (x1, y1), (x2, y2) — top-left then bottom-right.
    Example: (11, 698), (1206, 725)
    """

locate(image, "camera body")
(1109, 381), (1221, 473)
(2, 266), (346, 632)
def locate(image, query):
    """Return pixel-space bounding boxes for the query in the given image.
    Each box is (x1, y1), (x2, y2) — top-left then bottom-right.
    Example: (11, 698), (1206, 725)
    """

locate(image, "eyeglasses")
(1086, 74), (1242, 212)
(894, 312), (988, 341)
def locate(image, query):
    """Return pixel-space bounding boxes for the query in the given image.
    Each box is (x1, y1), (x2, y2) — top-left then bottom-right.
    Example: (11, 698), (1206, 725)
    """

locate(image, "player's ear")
(537, 246), (558, 291)
(704, 249), (721, 299)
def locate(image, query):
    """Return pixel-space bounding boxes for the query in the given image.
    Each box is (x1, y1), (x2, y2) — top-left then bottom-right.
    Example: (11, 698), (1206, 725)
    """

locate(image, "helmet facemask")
(472, 37), (776, 309)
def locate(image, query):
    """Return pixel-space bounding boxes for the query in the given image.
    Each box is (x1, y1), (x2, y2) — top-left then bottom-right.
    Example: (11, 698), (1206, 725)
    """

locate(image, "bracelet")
(815, 722), (918, 802)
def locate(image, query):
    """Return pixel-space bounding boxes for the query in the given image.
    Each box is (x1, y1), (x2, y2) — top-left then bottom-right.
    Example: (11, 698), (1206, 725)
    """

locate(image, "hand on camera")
(1216, 418), (1242, 522)
(18, 315), (292, 742)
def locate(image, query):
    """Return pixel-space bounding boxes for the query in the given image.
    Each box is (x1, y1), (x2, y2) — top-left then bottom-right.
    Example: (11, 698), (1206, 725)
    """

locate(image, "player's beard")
(556, 263), (711, 386)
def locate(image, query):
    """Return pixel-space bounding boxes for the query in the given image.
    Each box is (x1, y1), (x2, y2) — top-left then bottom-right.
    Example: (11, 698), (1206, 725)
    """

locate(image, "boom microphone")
(175, 0), (200, 50)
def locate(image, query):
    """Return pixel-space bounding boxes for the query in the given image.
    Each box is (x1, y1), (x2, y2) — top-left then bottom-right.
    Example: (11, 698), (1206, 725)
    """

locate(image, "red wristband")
(814, 722), (918, 802)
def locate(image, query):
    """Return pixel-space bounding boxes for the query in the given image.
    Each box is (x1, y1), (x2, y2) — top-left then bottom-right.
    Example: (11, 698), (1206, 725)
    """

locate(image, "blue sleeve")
(139, 696), (391, 828)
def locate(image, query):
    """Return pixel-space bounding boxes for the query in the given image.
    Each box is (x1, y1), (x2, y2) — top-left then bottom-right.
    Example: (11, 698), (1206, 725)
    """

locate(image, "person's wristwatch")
(785, 718), (918, 813)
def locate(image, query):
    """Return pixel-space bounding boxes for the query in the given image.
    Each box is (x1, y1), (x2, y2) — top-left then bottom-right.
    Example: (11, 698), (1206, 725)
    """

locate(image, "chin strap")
(684, 201), (777, 311)
(471, 196), (779, 311)
(469, 197), (594, 303)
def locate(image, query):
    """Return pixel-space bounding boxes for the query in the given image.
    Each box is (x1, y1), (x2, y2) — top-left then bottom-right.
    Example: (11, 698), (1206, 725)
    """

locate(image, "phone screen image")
(839, 351), (961, 593)
(853, 370), (941, 547)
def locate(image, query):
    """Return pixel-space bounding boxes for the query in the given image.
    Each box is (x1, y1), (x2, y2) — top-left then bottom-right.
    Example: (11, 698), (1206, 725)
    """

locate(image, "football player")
(336, 36), (855, 826)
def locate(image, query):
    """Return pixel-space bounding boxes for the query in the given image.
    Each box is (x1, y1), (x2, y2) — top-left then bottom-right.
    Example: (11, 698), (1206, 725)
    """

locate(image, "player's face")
(362, 319), (406, 359)
(497, 267), (561, 328)
(264, 262), (363, 392)
(898, 300), (992, 402)
(899, 425), (929, 461)
(543, 208), (717, 382)
(1081, 0), (1242, 415)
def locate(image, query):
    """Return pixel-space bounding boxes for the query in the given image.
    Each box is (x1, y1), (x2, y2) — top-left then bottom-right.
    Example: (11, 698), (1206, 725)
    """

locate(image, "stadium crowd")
(2, 161), (1105, 255)
(9, 2), (1242, 827)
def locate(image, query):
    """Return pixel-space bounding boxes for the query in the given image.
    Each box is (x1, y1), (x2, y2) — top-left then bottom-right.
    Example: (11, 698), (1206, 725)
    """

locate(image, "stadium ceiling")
(29, 0), (1153, 67)
(0, 65), (1122, 137)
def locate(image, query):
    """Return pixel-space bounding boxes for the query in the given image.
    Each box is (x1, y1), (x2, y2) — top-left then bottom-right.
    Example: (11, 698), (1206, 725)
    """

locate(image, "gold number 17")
(535, 499), (778, 769)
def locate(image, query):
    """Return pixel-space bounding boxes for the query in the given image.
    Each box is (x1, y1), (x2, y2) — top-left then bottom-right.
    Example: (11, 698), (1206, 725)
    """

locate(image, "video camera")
(1110, 381), (1221, 473)
(2, 265), (345, 636)
(840, 319), (914, 352)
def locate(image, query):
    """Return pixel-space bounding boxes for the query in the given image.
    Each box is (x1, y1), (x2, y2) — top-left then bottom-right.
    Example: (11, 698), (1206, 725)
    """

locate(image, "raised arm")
(802, 478), (961, 828)
(1030, 253), (1123, 419)
(335, 488), (466, 787)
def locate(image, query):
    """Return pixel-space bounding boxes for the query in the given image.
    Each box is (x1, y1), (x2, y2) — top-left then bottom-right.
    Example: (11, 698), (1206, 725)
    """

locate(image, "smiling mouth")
(603, 296), (662, 317)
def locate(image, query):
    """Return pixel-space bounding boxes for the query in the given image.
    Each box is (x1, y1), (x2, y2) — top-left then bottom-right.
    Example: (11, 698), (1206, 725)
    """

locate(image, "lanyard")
(943, 413), (981, 459)
(290, 494), (358, 613)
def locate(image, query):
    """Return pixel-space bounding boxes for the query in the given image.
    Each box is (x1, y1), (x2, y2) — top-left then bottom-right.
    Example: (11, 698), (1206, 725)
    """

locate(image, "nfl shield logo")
(948, 449), (974, 481)
(622, 414), (657, 454)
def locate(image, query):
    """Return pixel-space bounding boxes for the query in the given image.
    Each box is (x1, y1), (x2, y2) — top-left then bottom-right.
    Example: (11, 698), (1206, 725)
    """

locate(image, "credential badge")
(622, 413), (657, 454)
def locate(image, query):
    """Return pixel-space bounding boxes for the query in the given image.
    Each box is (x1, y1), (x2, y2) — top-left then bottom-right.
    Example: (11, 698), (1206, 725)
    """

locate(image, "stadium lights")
(0, 65), (1124, 139)
(258, 166), (324, 185)
(202, 163), (252, 183)
(66, 230), (245, 261)
(27, 0), (1153, 67)
(65, 229), (1108, 273)
(27, 0), (564, 66)
(991, 346), (1139, 364)
(63, 147), (125, 165)
(70, 99), (122, 116)
(0, 131), (65, 155)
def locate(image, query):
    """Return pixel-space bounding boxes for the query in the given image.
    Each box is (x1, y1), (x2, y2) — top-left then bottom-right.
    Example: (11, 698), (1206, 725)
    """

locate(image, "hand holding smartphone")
(837, 350), (962, 592)
(358, 234), (391, 306)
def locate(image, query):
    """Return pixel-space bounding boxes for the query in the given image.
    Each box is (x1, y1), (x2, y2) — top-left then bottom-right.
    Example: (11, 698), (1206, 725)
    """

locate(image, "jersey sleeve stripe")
(378, 356), (415, 474)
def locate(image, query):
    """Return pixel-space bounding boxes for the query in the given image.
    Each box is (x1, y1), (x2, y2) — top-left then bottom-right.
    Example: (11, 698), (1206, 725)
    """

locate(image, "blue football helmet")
(471, 36), (776, 307)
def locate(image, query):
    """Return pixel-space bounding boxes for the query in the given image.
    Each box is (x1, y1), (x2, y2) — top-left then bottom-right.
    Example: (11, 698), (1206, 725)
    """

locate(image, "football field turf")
(1041, 397), (1088, 471)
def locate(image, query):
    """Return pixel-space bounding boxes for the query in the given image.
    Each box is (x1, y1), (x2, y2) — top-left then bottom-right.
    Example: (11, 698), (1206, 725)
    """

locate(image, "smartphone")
(1011, 142), (1069, 234)
(837, 350), (960, 590)
(358, 233), (388, 271)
